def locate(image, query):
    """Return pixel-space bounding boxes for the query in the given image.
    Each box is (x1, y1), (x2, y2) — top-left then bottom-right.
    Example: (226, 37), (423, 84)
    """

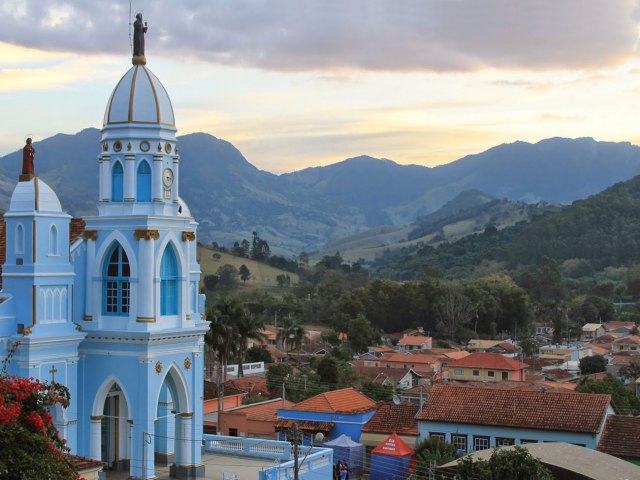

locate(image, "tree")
(577, 375), (640, 415)
(216, 264), (239, 289)
(246, 345), (273, 364)
(316, 356), (340, 386)
(436, 283), (475, 340)
(239, 264), (251, 285)
(456, 446), (553, 480)
(203, 274), (219, 291)
(276, 316), (306, 355)
(0, 375), (77, 479)
(266, 363), (293, 398)
(234, 311), (266, 377)
(360, 381), (393, 402)
(347, 314), (379, 354)
(579, 355), (607, 375)
(251, 232), (271, 261)
(413, 438), (460, 477)
(619, 362), (640, 383)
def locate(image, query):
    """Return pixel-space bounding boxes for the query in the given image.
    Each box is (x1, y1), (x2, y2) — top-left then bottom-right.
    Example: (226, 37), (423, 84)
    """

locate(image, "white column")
(184, 235), (191, 319)
(100, 155), (110, 201)
(124, 154), (135, 201)
(90, 417), (102, 460)
(84, 237), (95, 320)
(172, 155), (180, 202)
(178, 413), (194, 466)
(152, 154), (163, 202)
(137, 235), (155, 321)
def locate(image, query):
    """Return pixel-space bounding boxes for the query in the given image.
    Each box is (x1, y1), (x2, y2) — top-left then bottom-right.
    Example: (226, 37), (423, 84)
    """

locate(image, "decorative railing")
(202, 435), (333, 479)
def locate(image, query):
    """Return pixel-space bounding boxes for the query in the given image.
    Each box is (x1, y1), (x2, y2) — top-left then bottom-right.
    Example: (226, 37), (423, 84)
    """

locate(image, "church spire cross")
(49, 365), (58, 383)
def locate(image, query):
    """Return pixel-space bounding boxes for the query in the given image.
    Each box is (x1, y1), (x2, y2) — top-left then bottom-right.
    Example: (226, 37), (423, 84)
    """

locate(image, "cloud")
(0, 0), (638, 72)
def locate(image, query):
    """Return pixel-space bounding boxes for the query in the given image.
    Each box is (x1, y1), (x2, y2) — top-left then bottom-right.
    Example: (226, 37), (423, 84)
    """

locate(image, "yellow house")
(447, 353), (528, 382)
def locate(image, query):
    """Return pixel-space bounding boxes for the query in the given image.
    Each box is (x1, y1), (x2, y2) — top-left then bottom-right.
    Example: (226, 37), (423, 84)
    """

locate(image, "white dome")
(103, 65), (175, 127)
(9, 177), (62, 213)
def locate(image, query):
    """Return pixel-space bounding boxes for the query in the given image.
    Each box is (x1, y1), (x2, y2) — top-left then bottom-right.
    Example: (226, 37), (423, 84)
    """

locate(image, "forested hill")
(372, 175), (640, 279)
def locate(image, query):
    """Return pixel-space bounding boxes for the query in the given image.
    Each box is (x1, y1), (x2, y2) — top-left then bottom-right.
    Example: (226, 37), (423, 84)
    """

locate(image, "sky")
(2, 0), (640, 173)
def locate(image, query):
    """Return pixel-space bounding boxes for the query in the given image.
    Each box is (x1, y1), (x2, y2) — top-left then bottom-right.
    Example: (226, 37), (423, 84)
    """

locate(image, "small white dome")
(103, 65), (175, 127)
(177, 197), (191, 217)
(9, 177), (62, 213)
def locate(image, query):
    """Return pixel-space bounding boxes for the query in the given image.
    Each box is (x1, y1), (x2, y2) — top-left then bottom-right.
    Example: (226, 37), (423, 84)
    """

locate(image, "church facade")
(0, 44), (208, 479)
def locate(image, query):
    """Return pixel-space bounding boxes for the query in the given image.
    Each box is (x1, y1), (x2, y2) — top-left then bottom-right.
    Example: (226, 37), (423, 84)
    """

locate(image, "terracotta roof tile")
(598, 415), (640, 458)
(203, 380), (245, 400)
(614, 335), (640, 345)
(290, 388), (376, 414)
(416, 385), (611, 434)
(67, 454), (103, 472)
(384, 353), (441, 365)
(362, 402), (419, 435)
(448, 352), (528, 370)
(397, 336), (431, 346)
(69, 217), (86, 244)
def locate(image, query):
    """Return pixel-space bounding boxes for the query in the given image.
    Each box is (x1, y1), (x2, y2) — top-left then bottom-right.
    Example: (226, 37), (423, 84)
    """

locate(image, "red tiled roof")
(225, 375), (270, 397)
(397, 336), (431, 346)
(611, 354), (640, 366)
(362, 402), (419, 435)
(67, 454), (103, 472)
(290, 388), (376, 414)
(69, 217), (86, 244)
(204, 380), (245, 400)
(416, 385), (611, 434)
(614, 335), (640, 345)
(448, 352), (528, 370)
(226, 398), (296, 421)
(598, 415), (640, 458)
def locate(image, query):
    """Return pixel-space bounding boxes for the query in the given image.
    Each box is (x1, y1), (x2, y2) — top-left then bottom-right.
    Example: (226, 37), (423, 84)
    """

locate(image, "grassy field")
(197, 245), (299, 291)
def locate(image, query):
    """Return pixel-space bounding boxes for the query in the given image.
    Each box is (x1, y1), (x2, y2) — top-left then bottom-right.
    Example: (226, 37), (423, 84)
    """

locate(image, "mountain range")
(1, 128), (640, 256)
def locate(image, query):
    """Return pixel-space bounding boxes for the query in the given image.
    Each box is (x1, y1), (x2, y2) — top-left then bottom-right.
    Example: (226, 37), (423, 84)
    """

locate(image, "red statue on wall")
(22, 138), (35, 176)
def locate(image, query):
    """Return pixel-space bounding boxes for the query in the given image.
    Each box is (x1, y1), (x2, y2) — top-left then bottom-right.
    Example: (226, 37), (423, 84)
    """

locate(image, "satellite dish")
(392, 394), (400, 405)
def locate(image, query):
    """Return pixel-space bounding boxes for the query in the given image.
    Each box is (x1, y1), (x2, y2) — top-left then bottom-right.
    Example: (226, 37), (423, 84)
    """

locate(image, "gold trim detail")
(136, 316), (156, 323)
(83, 230), (97, 241)
(155, 361), (163, 374)
(140, 140), (150, 152)
(128, 65), (139, 123)
(179, 412), (193, 418)
(19, 174), (35, 182)
(90, 416), (104, 421)
(83, 315), (93, 321)
(127, 142), (132, 151)
(182, 232), (195, 242)
(184, 358), (191, 370)
(134, 229), (160, 241)
(132, 54), (146, 66)
(185, 314), (191, 320)
(143, 66), (162, 124)
(124, 198), (135, 202)
(102, 143), (108, 152)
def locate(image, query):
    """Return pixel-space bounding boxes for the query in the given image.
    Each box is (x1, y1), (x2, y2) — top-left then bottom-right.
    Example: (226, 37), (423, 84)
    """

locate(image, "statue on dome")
(22, 138), (35, 177)
(133, 13), (148, 57)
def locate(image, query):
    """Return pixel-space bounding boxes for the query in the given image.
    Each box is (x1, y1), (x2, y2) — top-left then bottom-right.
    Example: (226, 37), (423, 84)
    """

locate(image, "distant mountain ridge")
(1, 129), (639, 255)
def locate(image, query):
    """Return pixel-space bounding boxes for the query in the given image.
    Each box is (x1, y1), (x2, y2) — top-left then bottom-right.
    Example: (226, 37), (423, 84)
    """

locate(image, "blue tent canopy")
(324, 434), (365, 477)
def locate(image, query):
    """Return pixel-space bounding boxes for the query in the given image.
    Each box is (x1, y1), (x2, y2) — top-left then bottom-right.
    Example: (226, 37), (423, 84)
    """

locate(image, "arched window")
(136, 160), (151, 202)
(15, 224), (24, 254)
(160, 246), (178, 315)
(112, 162), (124, 202)
(103, 244), (130, 315)
(49, 225), (58, 255)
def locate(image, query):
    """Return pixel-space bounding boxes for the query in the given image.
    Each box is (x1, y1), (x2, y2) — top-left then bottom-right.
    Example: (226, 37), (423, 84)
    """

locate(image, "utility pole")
(293, 422), (300, 480)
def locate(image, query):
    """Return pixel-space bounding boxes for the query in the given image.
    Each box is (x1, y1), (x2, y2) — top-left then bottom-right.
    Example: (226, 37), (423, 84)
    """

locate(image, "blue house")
(0, 28), (208, 479)
(416, 385), (614, 452)
(276, 388), (377, 444)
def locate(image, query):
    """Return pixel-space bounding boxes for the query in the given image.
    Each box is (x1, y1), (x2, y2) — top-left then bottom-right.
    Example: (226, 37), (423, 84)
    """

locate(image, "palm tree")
(276, 316), (306, 356)
(235, 313), (266, 377)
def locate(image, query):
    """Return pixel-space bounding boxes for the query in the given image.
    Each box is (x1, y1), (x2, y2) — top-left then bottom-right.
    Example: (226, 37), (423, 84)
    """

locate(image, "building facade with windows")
(416, 385), (614, 454)
(0, 47), (208, 479)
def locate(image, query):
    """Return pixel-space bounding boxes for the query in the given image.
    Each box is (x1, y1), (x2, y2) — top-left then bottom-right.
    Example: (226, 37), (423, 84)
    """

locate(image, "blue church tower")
(0, 23), (208, 480)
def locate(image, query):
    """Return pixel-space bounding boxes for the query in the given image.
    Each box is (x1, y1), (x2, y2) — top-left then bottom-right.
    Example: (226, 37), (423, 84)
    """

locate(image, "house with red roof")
(375, 353), (443, 374)
(416, 385), (614, 453)
(447, 352), (528, 382)
(612, 335), (640, 354)
(276, 387), (377, 444)
(598, 415), (640, 466)
(397, 335), (432, 352)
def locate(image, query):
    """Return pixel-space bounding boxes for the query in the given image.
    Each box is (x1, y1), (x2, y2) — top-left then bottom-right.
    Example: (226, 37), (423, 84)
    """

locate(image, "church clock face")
(162, 168), (174, 187)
